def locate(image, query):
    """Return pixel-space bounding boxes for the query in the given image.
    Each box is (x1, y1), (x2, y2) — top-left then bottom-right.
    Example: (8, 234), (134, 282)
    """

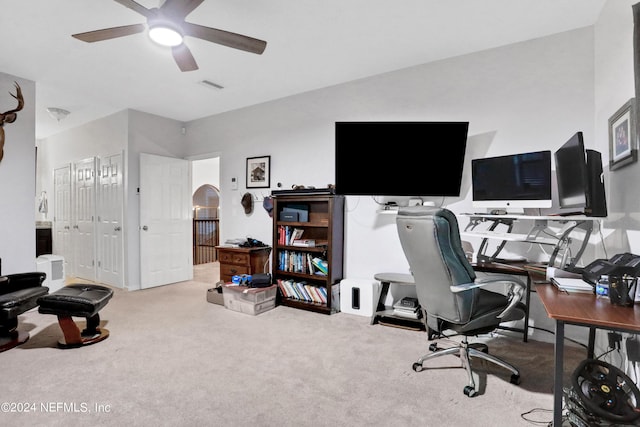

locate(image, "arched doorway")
(193, 184), (220, 264)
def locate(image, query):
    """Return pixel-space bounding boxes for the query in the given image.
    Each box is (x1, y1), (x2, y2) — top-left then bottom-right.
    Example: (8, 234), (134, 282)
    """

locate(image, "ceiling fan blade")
(160, 0), (204, 20)
(113, 0), (153, 18)
(183, 22), (267, 55)
(172, 44), (199, 72)
(72, 24), (146, 43)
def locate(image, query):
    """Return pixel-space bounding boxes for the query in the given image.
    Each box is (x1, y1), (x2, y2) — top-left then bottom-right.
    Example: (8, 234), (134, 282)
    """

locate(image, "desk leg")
(371, 281), (390, 325)
(588, 327), (596, 359)
(523, 275), (531, 343)
(553, 320), (565, 427)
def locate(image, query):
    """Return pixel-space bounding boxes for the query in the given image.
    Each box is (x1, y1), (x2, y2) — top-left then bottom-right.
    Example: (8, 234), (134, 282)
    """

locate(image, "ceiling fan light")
(149, 25), (183, 47)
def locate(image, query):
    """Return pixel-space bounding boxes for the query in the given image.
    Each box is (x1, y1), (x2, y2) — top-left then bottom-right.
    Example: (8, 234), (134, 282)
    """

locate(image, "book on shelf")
(289, 228), (304, 245)
(392, 308), (422, 319)
(305, 284), (322, 303)
(278, 279), (329, 304)
(311, 257), (328, 275)
(291, 239), (329, 247)
(292, 239), (316, 247)
(392, 297), (421, 319)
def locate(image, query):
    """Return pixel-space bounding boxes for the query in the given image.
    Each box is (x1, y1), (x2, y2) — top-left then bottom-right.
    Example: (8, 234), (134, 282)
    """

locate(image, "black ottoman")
(38, 284), (113, 349)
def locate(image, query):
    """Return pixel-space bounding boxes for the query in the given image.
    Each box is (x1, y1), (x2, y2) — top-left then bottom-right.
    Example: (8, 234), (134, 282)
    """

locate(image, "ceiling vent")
(199, 80), (224, 90)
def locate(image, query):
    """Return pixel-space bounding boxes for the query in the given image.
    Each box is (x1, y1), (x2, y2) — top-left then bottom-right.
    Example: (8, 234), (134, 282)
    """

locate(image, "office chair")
(396, 206), (526, 397)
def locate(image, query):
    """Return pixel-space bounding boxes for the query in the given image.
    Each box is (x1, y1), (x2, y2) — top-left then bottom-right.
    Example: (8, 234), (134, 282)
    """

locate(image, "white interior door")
(73, 157), (97, 281)
(53, 164), (73, 277)
(140, 153), (192, 289)
(97, 152), (124, 288)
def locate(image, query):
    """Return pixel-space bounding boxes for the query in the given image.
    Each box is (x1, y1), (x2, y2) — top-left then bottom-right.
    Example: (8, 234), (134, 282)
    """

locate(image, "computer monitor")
(554, 132), (607, 217)
(555, 132), (588, 209)
(334, 121), (469, 198)
(471, 150), (552, 209)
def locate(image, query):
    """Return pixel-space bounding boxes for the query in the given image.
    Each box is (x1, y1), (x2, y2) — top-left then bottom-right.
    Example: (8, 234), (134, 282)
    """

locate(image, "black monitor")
(554, 132), (607, 217)
(471, 150), (552, 210)
(334, 121), (468, 197)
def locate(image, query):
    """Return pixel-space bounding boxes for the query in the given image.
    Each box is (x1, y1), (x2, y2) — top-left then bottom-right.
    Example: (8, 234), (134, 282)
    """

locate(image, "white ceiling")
(0, 0), (606, 140)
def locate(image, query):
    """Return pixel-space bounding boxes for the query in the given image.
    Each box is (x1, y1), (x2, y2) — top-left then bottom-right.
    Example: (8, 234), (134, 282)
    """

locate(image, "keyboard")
(550, 211), (585, 217)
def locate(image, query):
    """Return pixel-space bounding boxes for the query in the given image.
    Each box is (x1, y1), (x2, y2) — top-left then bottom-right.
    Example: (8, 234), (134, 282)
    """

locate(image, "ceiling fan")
(72, 0), (267, 72)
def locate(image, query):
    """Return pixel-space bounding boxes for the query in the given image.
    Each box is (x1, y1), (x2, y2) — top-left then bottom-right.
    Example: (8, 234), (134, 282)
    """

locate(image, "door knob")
(142, 225), (148, 231)
(114, 226), (121, 231)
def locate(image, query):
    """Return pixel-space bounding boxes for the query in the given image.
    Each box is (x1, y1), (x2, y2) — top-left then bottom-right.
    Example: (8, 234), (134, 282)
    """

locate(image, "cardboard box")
(206, 285), (224, 305)
(224, 297), (276, 315)
(222, 284), (277, 315)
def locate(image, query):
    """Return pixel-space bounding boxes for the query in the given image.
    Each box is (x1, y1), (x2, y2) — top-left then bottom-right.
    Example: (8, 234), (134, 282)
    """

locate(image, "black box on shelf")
(283, 206), (308, 222)
(279, 211), (298, 221)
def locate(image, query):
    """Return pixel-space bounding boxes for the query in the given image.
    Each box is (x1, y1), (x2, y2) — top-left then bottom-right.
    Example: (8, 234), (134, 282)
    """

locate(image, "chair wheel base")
(412, 362), (424, 372)
(469, 342), (489, 353)
(463, 385), (477, 397)
(510, 374), (521, 385)
(0, 331), (29, 352)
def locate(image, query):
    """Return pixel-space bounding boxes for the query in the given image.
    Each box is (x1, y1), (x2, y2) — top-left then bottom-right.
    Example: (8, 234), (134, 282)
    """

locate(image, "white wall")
(0, 73), (35, 274)
(36, 110), (129, 222)
(35, 109), (185, 290)
(594, 0), (639, 255)
(192, 157), (220, 193)
(29, 1), (640, 345)
(185, 27), (596, 281)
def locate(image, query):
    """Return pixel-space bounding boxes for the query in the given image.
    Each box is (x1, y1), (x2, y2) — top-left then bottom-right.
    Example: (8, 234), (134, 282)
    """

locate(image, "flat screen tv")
(334, 121), (469, 197)
(471, 150), (552, 209)
(554, 132), (607, 217)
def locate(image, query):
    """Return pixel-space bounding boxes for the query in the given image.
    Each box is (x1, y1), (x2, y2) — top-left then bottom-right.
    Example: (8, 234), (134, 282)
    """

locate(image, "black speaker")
(585, 149), (607, 217)
(351, 287), (360, 310)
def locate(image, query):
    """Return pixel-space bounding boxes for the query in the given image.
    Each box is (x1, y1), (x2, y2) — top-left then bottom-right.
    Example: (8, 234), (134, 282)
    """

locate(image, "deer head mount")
(0, 82), (24, 162)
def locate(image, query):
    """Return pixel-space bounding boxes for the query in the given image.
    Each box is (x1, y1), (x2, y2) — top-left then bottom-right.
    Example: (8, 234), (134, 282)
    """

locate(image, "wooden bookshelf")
(271, 192), (344, 314)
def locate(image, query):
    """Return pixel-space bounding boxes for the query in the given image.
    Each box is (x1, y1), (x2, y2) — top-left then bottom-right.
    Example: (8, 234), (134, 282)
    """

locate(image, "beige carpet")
(1, 263), (586, 427)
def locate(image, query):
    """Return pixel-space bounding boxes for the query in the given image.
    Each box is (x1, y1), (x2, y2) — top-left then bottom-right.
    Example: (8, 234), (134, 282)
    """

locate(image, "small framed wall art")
(609, 98), (638, 171)
(246, 155), (271, 188)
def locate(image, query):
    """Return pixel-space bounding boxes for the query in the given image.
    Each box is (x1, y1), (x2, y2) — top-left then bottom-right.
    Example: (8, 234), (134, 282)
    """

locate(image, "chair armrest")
(451, 274), (526, 319)
(1, 272), (47, 295)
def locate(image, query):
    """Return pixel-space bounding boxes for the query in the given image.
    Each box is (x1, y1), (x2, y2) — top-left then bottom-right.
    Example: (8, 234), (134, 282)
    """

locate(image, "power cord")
(519, 407), (553, 425)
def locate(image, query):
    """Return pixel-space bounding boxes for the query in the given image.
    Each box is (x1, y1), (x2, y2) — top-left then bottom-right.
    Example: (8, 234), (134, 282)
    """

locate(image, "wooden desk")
(536, 283), (640, 426)
(473, 261), (532, 342)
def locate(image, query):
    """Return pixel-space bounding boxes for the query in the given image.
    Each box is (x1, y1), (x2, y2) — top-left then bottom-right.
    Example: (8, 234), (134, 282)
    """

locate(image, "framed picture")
(609, 98), (638, 171)
(246, 155), (271, 188)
